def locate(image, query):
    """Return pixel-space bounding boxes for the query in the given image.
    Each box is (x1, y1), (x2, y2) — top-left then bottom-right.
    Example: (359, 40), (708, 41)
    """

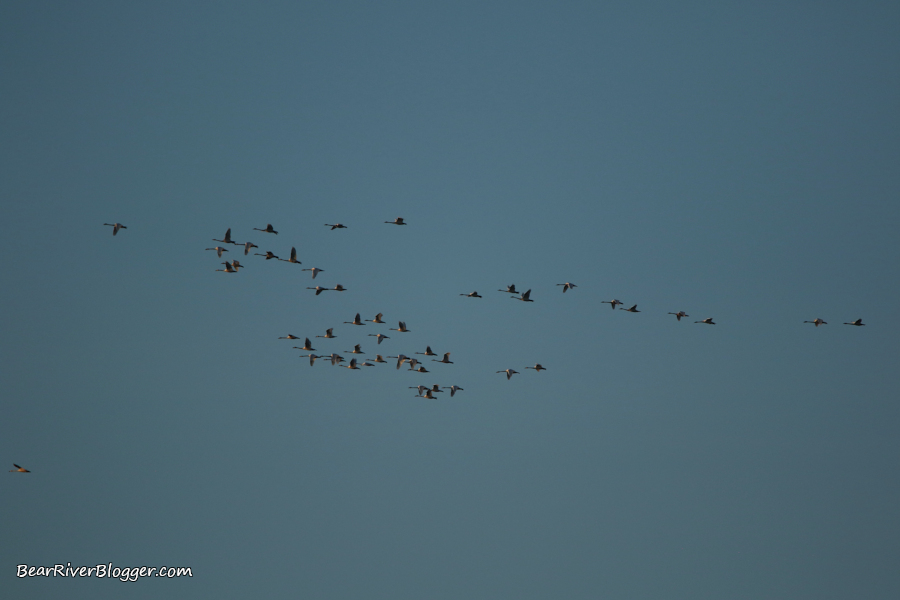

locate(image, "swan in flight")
(415, 346), (437, 356)
(300, 354), (322, 366)
(325, 223), (347, 230)
(620, 304), (640, 313)
(373, 354), (388, 363)
(316, 328), (336, 339)
(366, 313), (386, 324)
(432, 353), (453, 364)
(385, 217), (406, 225)
(416, 389), (437, 399)
(804, 318), (827, 327)
(253, 224), (278, 234)
(368, 333), (389, 344)
(344, 313), (365, 326)
(332, 284), (347, 292)
(278, 334), (302, 340)
(206, 246), (230, 257)
(499, 284), (517, 294)
(255, 251), (280, 260)
(9, 464), (30, 472)
(411, 365), (429, 373)
(292, 338), (316, 351)
(602, 299), (624, 310)
(215, 261), (237, 273)
(388, 354), (410, 370)
(526, 364), (547, 371)
(461, 291), (482, 298)
(345, 344), (364, 354)
(557, 282), (577, 293)
(695, 317), (716, 325)
(343, 358), (361, 370)
(327, 353), (345, 365)
(213, 228), (237, 245)
(307, 286), (328, 295)
(280, 247), (301, 264)
(104, 223), (127, 236)
(242, 242), (258, 255)
(301, 267), (324, 279)
(844, 319), (865, 326)
(497, 369), (519, 380)
(512, 289), (533, 302)
(429, 384), (444, 393)
(668, 311), (689, 321)
(229, 260), (245, 270)
(410, 385), (429, 395)
(442, 385), (464, 397)
(389, 322), (411, 332)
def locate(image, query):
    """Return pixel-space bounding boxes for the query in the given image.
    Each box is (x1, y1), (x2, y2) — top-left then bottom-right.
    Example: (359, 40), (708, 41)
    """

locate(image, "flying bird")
(695, 318), (716, 325)
(345, 344), (364, 354)
(499, 284), (518, 294)
(332, 284), (347, 292)
(497, 369), (519, 380)
(432, 353), (453, 364)
(602, 299), (624, 310)
(325, 223), (347, 230)
(344, 313), (365, 326)
(844, 319), (865, 326)
(104, 223), (127, 236)
(253, 224), (278, 234)
(512, 289), (533, 302)
(366, 313), (386, 324)
(385, 217), (406, 225)
(343, 358), (361, 370)
(526, 364), (547, 371)
(229, 260), (245, 270)
(668, 311), (689, 321)
(373, 355), (388, 363)
(461, 291), (482, 298)
(292, 338), (316, 351)
(206, 246), (230, 257)
(442, 385), (464, 397)
(557, 283), (577, 293)
(215, 261), (237, 273)
(316, 328), (336, 339)
(278, 334), (301, 340)
(620, 304), (640, 313)
(280, 247), (301, 264)
(804, 318), (827, 327)
(368, 333), (389, 344)
(300, 354), (322, 366)
(242, 242), (258, 255)
(9, 464), (30, 472)
(415, 346), (437, 356)
(213, 228), (237, 245)
(255, 251), (280, 260)
(307, 286), (328, 295)
(389, 322), (411, 332)
(301, 267), (324, 279)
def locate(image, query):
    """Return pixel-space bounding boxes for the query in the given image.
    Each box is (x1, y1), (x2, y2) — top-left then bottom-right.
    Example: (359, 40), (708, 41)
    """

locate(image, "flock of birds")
(6, 217), (868, 475)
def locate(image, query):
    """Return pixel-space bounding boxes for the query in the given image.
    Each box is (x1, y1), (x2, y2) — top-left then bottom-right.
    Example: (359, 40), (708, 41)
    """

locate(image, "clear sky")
(2, 1), (899, 598)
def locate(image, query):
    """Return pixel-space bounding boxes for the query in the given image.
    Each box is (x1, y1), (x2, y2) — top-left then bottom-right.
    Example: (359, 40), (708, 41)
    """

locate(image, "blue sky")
(2, 1), (899, 598)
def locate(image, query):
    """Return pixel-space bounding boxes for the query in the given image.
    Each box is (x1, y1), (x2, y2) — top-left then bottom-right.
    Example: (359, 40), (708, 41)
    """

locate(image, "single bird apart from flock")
(385, 217), (406, 225)
(325, 223), (347, 230)
(844, 319), (865, 326)
(253, 224), (278, 234)
(497, 369), (519, 380)
(10, 464), (30, 472)
(557, 283), (577, 293)
(804, 318), (827, 327)
(104, 223), (127, 236)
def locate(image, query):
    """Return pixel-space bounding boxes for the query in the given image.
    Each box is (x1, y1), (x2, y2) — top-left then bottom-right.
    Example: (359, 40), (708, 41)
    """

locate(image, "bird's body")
(602, 299), (624, 310)
(499, 284), (518, 294)
(668, 311), (689, 321)
(389, 321), (410, 332)
(325, 223), (347, 230)
(695, 318), (716, 325)
(461, 291), (482, 298)
(308, 286), (328, 295)
(253, 224), (278, 234)
(557, 282), (577, 293)
(385, 217), (406, 225)
(620, 304), (640, 313)
(316, 328), (336, 339)
(333, 284), (346, 292)
(415, 346), (438, 357)
(429, 384), (444, 393)
(302, 267), (324, 279)
(844, 319), (865, 326)
(292, 338), (316, 351)
(242, 242), (258, 255)
(215, 261), (237, 273)
(804, 318), (827, 327)
(412, 366), (429, 373)
(344, 358), (360, 370)
(367, 313), (386, 324)
(327, 353), (344, 365)
(442, 385), (464, 397)
(416, 389), (437, 399)
(497, 369), (519, 380)
(373, 354), (387, 363)
(104, 223), (127, 236)
(526, 364), (547, 371)
(433, 353), (453, 364)
(345, 344), (364, 354)
(278, 334), (301, 340)
(255, 251), (280, 260)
